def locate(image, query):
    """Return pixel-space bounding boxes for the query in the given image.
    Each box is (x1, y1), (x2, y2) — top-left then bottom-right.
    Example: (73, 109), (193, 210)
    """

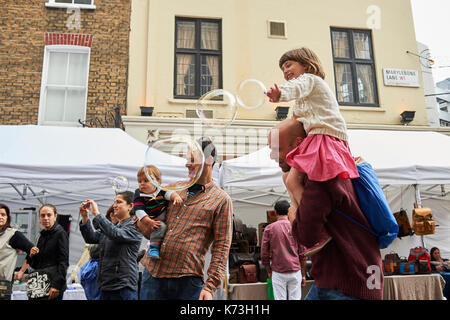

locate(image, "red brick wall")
(45, 33), (93, 47)
(0, 0), (131, 126)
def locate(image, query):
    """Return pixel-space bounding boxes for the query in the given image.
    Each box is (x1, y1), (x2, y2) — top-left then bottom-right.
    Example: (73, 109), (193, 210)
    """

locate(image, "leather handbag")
(238, 263), (258, 283)
(412, 207), (435, 236)
(232, 215), (245, 241)
(394, 209), (414, 238)
(383, 252), (402, 275)
(0, 280), (12, 300)
(229, 252), (255, 269)
(382, 260), (395, 275)
(266, 210), (277, 224)
(398, 261), (416, 275)
(384, 252), (401, 263)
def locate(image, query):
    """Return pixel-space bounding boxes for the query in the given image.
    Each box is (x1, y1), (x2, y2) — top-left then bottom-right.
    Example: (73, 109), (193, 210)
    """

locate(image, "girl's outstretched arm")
(267, 83), (281, 102)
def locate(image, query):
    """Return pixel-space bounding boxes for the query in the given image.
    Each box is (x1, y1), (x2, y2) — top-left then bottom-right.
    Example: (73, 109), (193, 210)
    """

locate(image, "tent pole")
(414, 184), (425, 248)
(27, 186), (44, 205)
(10, 183), (26, 200)
(424, 184), (439, 192)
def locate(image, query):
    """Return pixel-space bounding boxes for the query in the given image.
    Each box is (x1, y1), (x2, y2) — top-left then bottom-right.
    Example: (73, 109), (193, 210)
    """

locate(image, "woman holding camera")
(79, 191), (142, 300)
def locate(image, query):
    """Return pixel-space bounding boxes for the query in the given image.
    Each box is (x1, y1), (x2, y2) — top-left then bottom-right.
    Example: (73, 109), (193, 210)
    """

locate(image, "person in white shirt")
(267, 47), (359, 256)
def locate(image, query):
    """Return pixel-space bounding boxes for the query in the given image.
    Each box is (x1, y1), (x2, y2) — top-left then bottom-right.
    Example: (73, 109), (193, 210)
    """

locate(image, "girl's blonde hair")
(279, 47), (326, 79)
(137, 165), (161, 184)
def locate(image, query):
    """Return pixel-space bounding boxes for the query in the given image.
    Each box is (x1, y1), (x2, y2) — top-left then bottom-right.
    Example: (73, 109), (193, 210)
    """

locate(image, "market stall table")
(228, 274), (446, 300)
(12, 283), (87, 300)
(383, 274), (446, 300)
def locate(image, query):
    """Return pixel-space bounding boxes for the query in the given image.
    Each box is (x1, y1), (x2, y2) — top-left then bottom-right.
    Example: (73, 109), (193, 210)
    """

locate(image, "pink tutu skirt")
(286, 134), (359, 182)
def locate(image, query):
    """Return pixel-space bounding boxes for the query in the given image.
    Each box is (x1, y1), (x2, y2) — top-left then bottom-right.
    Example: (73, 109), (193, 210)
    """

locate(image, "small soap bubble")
(112, 176), (129, 193)
(144, 135), (204, 191)
(236, 78), (268, 110)
(196, 89), (237, 129)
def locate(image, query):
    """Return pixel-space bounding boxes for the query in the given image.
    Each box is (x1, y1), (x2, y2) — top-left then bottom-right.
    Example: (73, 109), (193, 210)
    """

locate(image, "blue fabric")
(80, 259), (101, 300)
(435, 272), (450, 300)
(147, 244), (160, 259)
(140, 268), (203, 300)
(305, 283), (360, 300)
(351, 162), (398, 249)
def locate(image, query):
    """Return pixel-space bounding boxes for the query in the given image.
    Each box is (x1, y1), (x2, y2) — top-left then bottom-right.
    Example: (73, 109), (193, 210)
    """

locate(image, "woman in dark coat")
(26, 204), (69, 300)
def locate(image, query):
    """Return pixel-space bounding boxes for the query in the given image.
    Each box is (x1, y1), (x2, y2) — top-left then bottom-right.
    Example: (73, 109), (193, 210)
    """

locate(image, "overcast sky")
(410, 0), (450, 82)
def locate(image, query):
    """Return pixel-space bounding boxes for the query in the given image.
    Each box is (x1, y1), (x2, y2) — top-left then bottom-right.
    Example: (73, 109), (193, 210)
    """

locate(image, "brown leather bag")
(0, 280), (12, 300)
(394, 209), (414, 238)
(266, 210), (277, 224)
(238, 263), (258, 283)
(412, 207), (435, 236)
(383, 252), (402, 275)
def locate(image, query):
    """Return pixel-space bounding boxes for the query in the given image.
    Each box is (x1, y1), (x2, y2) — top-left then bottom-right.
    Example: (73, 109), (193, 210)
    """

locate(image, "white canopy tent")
(0, 125), (220, 267)
(1, 125), (449, 271)
(220, 130), (450, 187)
(220, 129), (450, 259)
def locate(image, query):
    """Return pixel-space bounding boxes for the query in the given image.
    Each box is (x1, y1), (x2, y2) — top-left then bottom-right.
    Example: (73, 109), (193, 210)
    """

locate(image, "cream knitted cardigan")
(279, 73), (348, 141)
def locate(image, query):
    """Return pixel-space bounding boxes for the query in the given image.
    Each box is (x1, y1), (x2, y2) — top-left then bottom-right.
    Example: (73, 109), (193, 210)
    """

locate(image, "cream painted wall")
(128, 0), (429, 126)
(128, 0), (149, 113)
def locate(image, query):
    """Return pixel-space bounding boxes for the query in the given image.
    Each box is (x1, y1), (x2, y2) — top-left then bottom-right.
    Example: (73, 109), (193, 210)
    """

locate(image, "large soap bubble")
(144, 135), (204, 191)
(111, 176), (129, 194)
(196, 89), (237, 129)
(236, 78), (268, 110)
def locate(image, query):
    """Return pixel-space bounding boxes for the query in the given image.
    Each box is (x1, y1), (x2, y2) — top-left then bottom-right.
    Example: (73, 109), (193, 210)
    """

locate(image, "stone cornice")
(122, 116), (450, 135)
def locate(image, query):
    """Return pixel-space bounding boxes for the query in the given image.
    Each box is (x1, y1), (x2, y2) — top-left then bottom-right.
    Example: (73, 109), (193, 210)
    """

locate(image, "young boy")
(133, 165), (182, 259)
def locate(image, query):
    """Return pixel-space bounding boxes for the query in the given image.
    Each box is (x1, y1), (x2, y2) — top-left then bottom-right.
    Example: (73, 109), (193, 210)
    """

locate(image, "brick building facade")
(0, 0), (131, 126)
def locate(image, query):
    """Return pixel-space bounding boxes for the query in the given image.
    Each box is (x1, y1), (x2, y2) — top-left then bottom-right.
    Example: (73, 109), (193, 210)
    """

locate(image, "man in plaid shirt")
(136, 137), (233, 300)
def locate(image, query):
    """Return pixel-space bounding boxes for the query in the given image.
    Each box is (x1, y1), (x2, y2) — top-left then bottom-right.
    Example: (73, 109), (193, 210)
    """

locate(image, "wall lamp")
(275, 106), (289, 121)
(140, 106), (154, 116)
(400, 111), (415, 125)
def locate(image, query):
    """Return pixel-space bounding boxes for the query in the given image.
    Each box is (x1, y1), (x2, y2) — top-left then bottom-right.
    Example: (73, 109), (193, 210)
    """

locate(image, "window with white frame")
(38, 46), (90, 126)
(46, 0), (96, 9)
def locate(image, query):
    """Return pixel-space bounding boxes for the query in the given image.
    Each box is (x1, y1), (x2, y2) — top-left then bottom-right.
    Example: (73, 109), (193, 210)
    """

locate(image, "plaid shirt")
(141, 181), (233, 294)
